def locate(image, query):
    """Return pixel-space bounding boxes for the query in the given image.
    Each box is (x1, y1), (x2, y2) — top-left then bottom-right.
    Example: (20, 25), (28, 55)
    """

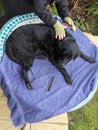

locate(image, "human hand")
(64, 17), (76, 31)
(53, 20), (66, 40)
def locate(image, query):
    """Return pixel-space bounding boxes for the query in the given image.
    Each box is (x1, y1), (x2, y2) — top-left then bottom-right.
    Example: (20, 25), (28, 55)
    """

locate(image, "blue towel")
(0, 14), (98, 127)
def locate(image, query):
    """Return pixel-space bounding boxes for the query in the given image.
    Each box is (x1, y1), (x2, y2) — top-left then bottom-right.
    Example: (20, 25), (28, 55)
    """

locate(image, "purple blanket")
(0, 28), (98, 127)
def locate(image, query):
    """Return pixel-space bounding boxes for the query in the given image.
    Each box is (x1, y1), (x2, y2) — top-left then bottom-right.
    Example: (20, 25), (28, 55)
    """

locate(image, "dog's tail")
(81, 53), (96, 63)
(6, 42), (21, 64)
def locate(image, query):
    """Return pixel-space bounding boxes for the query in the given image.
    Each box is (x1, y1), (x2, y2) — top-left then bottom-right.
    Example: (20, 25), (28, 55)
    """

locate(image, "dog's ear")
(56, 39), (64, 50)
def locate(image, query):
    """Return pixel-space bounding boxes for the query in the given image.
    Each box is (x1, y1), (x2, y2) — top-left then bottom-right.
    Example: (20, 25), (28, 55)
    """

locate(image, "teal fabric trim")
(0, 13), (43, 61)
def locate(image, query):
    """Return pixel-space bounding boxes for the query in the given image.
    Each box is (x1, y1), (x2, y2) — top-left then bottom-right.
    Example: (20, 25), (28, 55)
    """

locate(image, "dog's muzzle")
(58, 59), (69, 67)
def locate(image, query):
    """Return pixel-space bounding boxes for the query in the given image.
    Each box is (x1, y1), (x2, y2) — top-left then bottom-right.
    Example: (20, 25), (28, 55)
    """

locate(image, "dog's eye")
(65, 53), (69, 57)
(64, 53), (72, 59)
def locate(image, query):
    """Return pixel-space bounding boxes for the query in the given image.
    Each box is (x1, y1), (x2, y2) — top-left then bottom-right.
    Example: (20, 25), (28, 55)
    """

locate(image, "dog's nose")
(61, 62), (66, 67)
(58, 61), (65, 68)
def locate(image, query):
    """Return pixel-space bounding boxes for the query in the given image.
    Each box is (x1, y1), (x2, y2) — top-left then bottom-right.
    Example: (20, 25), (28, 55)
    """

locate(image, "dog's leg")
(49, 58), (72, 85)
(22, 58), (34, 90)
(22, 69), (32, 89)
(80, 53), (96, 63)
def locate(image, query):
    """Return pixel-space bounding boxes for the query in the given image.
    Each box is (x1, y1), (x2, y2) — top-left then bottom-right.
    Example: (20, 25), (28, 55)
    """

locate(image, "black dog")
(6, 24), (95, 89)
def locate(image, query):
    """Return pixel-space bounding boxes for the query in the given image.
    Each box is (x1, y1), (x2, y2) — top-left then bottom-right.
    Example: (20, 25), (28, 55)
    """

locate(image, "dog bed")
(0, 13), (98, 127)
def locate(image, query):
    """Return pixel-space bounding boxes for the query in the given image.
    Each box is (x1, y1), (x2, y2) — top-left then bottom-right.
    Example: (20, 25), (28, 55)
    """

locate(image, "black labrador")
(6, 24), (95, 89)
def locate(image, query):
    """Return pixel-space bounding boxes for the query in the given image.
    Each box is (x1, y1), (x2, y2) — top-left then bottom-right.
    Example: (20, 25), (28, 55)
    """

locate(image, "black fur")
(6, 24), (95, 89)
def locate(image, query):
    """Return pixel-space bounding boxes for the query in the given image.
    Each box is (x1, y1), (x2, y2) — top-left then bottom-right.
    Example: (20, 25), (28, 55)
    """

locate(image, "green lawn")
(0, 0), (5, 17)
(68, 90), (98, 130)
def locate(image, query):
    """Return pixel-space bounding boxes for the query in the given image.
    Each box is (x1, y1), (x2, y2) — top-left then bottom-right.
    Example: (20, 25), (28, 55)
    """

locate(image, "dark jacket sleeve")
(55, 0), (70, 19)
(33, 0), (57, 25)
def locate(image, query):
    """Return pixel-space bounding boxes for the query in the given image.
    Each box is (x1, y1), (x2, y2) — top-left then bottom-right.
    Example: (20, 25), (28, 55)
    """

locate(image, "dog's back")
(6, 24), (55, 64)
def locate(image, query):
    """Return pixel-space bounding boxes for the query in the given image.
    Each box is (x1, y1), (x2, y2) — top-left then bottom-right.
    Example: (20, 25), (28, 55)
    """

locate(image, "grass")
(68, 90), (98, 130)
(0, 0), (5, 17)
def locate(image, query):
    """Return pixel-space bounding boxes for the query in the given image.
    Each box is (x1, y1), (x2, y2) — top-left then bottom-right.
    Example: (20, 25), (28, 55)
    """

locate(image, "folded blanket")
(0, 13), (98, 127)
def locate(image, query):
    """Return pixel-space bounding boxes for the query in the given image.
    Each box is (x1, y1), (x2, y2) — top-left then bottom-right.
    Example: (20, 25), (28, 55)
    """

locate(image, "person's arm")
(55, 0), (76, 31)
(33, 0), (57, 25)
(33, 0), (66, 40)
(55, 0), (70, 19)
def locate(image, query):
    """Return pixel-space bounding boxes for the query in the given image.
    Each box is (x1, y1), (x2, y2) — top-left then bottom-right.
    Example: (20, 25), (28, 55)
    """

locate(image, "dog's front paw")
(26, 83), (33, 90)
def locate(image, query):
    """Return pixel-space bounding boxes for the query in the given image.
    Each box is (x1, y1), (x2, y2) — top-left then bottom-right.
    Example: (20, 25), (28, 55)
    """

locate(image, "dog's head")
(57, 35), (80, 67)
(57, 33), (95, 67)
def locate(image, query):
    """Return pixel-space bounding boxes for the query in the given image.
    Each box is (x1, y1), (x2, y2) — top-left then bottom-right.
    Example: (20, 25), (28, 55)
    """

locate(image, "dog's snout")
(59, 62), (65, 67)
(58, 58), (69, 67)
